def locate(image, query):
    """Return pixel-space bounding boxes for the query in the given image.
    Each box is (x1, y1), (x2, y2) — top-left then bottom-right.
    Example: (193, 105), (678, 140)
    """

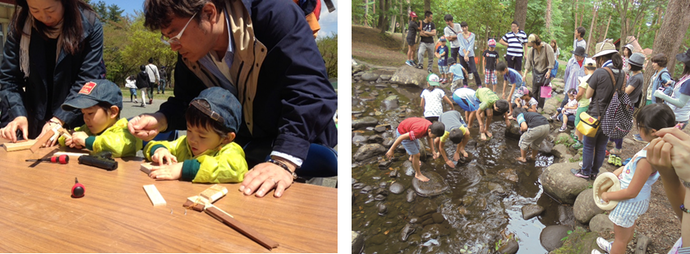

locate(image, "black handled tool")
(78, 151), (117, 171)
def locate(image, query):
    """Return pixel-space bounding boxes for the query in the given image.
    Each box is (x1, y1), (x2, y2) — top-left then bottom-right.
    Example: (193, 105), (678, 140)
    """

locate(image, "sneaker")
(592, 249), (603, 254)
(596, 237), (612, 253)
(622, 158), (631, 166)
(608, 155), (617, 165)
(609, 148), (621, 155)
(405, 60), (412, 66)
(607, 141), (614, 148)
(134, 99), (138, 103)
(575, 172), (590, 179)
(615, 156), (622, 167)
(558, 127), (568, 132)
(416, 64), (423, 69)
(428, 69), (433, 74)
(571, 168), (581, 175)
(571, 140), (583, 149)
(633, 134), (647, 143)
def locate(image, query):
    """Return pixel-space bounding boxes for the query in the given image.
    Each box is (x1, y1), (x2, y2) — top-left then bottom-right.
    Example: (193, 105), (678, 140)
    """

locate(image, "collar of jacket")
(180, 0), (267, 135)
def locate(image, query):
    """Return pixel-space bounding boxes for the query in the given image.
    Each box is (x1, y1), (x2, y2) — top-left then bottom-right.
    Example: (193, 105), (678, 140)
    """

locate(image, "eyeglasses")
(160, 12), (198, 46)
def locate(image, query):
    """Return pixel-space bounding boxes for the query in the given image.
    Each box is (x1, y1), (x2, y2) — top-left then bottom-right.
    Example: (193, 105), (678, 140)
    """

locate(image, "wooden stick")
(143, 184), (167, 207)
(205, 205), (280, 250)
(3, 140), (37, 152)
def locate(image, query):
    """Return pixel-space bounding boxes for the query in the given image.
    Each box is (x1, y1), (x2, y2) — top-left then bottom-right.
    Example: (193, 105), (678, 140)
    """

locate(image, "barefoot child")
(142, 87), (248, 183)
(497, 61), (526, 114)
(593, 103), (677, 254)
(59, 80), (143, 157)
(386, 118), (445, 182)
(420, 74), (454, 122)
(513, 108), (549, 163)
(436, 110), (471, 167)
(448, 58), (469, 91)
(452, 87), (510, 140)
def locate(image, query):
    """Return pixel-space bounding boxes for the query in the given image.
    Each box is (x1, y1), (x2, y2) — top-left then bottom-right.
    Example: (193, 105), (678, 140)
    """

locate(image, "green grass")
(120, 87), (173, 101)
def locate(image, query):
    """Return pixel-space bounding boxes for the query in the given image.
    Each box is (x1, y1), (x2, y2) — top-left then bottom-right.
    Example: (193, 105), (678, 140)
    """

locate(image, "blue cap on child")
(61, 79), (123, 111)
(191, 87), (242, 132)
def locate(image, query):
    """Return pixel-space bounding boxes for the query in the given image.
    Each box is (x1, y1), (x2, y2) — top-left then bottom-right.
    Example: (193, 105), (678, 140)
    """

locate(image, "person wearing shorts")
(513, 108), (549, 163)
(452, 87), (481, 129)
(385, 118), (445, 182)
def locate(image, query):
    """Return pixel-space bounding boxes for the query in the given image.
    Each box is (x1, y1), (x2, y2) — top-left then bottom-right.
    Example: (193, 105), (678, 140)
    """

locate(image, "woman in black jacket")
(135, 65), (150, 108)
(0, 0), (104, 146)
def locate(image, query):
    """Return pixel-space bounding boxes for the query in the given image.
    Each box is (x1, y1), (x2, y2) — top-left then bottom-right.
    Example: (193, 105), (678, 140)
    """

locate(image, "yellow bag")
(577, 111), (600, 137)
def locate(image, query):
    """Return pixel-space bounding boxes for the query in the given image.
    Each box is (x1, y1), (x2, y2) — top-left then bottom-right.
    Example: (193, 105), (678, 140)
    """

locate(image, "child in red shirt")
(385, 118), (445, 182)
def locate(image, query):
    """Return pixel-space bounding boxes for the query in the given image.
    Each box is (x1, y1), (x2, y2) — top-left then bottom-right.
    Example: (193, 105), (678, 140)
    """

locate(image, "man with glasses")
(130, 0), (337, 198)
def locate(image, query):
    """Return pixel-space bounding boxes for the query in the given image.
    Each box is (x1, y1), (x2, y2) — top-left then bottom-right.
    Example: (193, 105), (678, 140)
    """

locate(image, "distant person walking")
(406, 12), (420, 67)
(443, 14), (462, 64)
(417, 11), (436, 73)
(158, 66), (167, 94)
(499, 21), (527, 77)
(125, 75), (138, 103)
(145, 58), (159, 104)
(136, 65), (150, 108)
(458, 22), (481, 88)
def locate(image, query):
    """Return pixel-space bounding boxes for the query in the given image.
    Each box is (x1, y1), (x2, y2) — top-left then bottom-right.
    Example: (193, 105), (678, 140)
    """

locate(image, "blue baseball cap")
(191, 87), (242, 132)
(62, 79), (123, 111)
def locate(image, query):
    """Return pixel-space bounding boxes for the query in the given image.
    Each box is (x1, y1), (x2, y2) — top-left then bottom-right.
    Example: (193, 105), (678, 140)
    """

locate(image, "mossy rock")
(555, 133), (575, 147)
(550, 227), (600, 254)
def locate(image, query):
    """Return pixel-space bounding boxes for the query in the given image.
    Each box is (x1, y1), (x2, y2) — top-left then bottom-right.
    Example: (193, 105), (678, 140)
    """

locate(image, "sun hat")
(488, 39), (496, 47)
(527, 34), (538, 44)
(592, 39), (618, 59)
(409, 11), (417, 18)
(624, 44), (634, 52)
(627, 52), (645, 67)
(427, 73), (441, 86)
(677, 48), (690, 64)
(571, 46), (587, 57)
(592, 172), (621, 210)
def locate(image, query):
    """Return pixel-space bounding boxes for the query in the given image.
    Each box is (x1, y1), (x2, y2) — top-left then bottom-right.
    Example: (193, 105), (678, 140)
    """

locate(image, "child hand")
(601, 192), (610, 202)
(152, 148), (178, 165)
(68, 131), (88, 148)
(385, 150), (394, 160)
(433, 151), (440, 159)
(148, 163), (183, 180)
(445, 159), (455, 168)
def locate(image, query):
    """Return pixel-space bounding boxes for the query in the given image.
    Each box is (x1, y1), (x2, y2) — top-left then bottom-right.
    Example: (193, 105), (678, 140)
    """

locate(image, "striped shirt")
(501, 30), (527, 57)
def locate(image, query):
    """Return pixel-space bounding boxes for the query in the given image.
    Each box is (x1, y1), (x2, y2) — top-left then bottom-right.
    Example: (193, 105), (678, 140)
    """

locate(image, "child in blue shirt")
(435, 37), (449, 83)
(448, 58), (469, 91)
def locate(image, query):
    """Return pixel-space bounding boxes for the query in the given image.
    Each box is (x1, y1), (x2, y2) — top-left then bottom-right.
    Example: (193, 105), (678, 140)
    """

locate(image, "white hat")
(592, 172), (621, 210)
(584, 57), (596, 67)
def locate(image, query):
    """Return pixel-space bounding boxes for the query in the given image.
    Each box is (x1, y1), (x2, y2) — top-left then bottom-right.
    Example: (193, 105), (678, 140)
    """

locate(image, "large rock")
(389, 182), (405, 194)
(551, 144), (569, 158)
(522, 204), (545, 220)
(352, 134), (367, 146)
(412, 171), (450, 197)
(380, 74), (392, 81)
(635, 234), (651, 254)
(353, 116), (378, 130)
(361, 72), (380, 81)
(540, 225), (573, 252)
(353, 144), (387, 162)
(505, 121), (522, 140)
(382, 95), (399, 111)
(390, 65), (428, 88)
(540, 162), (590, 204)
(590, 214), (614, 233)
(352, 231), (365, 254)
(538, 139), (554, 154)
(497, 239), (519, 254)
(573, 189), (603, 224)
(352, 59), (366, 74)
(555, 133), (574, 146)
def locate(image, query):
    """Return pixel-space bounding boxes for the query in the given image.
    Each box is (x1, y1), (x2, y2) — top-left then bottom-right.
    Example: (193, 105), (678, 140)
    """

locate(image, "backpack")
(601, 67), (634, 139)
(550, 60), (559, 78)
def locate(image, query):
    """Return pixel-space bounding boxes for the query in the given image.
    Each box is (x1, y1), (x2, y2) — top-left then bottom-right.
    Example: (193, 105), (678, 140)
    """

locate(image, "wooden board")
(3, 140), (37, 152)
(143, 184), (166, 207)
(140, 162), (154, 175)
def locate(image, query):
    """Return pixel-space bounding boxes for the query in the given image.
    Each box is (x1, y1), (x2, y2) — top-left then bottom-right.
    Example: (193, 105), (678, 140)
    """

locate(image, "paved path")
(120, 97), (166, 120)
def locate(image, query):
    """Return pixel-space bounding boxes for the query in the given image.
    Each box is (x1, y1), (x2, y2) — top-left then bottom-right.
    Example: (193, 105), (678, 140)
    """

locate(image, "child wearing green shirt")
(59, 80), (143, 157)
(143, 87), (248, 183)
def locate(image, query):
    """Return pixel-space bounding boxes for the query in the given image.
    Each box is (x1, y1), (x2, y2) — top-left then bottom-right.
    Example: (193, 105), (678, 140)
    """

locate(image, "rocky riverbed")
(351, 62), (670, 254)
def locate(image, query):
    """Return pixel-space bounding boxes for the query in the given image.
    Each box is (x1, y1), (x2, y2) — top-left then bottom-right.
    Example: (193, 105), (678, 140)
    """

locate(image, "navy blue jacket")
(0, 9), (104, 138)
(161, 0), (337, 166)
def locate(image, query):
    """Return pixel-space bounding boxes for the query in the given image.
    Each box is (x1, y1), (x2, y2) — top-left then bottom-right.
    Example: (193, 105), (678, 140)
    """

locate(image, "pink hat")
(410, 12), (417, 18)
(488, 39), (496, 47)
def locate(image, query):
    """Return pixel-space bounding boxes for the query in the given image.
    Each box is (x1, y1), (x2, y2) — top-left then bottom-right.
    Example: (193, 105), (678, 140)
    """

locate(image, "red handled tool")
(25, 154), (69, 164)
(72, 177), (85, 198)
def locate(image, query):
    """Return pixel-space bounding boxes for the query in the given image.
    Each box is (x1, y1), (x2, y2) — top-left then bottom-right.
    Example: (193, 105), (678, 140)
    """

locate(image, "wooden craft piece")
(140, 162), (154, 175)
(3, 140), (37, 152)
(205, 205), (280, 250)
(30, 129), (56, 153)
(183, 185), (228, 212)
(143, 184), (166, 207)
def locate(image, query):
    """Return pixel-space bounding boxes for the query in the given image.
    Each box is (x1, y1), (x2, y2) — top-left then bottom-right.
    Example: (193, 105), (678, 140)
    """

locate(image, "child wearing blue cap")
(143, 87), (248, 183)
(59, 80), (143, 157)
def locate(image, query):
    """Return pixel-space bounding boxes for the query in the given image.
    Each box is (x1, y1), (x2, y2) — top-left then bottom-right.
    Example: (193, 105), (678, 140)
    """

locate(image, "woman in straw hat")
(570, 40), (624, 180)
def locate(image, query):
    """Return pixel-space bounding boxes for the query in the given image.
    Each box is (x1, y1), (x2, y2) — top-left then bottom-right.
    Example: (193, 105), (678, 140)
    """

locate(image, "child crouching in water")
(59, 80), (143, 157)
(593, 103), (677, 254)
(143, 87), (248, 183)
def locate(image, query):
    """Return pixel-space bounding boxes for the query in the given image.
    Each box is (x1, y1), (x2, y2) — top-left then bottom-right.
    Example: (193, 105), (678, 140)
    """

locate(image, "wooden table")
(0, 146), (337, 252)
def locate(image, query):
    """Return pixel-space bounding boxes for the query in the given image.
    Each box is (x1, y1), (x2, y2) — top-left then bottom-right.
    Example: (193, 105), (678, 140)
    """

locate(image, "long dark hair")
(635, 103), (676, 134)
(12, 0), (95, 55)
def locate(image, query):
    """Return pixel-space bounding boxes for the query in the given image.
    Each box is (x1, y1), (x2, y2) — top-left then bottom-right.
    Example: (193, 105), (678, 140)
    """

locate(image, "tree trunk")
(574, 0), (579, 31)
(603, 16), (611, 40)
(641, 0), (690, 107)
(424, 0), (430, 12)
(546, 0), (552, 35)
(586, 7), (598, 55)
(514, 0), (528, 30)
(378, 0), (385, 32)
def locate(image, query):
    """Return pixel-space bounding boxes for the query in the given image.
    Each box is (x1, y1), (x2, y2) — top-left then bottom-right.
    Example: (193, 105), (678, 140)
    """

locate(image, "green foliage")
(85, 0), (124, 22)
(317, 33), (338, 78)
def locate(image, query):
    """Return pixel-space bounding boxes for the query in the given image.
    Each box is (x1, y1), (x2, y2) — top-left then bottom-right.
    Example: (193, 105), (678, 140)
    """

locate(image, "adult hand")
(544, 73), (550, 81)
(239, 160), (295, 198)
(655, 127), (690, 181)
(0, 116), (28, 142)
(148, 162), (183, 180)
(37, 121), (62, 147)
(464, 56), (469, 63)
(128, 113), (166, 141)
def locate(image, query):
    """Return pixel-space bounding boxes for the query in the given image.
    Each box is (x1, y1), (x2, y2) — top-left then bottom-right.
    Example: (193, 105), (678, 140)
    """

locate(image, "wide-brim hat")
(427, 73), (441, 86)
(592, 172), (621, 210)
(571, 46), (587, 57)
(628, 52), (645, 67)
(677, 48), (690, 64)
(592, 40), (618, 59)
